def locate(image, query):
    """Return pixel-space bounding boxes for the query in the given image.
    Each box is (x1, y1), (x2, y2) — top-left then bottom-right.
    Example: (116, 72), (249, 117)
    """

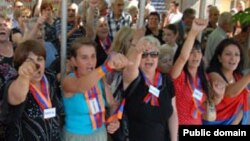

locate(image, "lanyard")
(187, 76), (204, 118)
(74, 70), (105, 129)
(29, 76), (52, 110)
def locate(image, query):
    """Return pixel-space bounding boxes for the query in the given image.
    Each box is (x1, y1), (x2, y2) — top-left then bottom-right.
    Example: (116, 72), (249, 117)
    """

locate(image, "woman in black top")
(1, 40), (63, 141)
(145, 12), (165, 44)
(123, 35), (178, 141)
(95, 17), (112, 67)
(0, 13), (17, 141)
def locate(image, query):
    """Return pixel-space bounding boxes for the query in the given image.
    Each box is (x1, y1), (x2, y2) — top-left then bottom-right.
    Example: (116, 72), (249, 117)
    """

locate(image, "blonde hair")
(0, 12), (12, 29)
(0, 12), (11, 22)
(158, 44), (174, 73)
(14, 7), (31, 20)
(159, 45), (174, 60)
(128, 5), (138, 15)
(109, 27), (134, 55)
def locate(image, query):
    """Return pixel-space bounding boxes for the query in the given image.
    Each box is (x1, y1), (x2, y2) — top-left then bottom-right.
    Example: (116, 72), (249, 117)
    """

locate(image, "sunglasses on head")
(142, 51), (159, 58)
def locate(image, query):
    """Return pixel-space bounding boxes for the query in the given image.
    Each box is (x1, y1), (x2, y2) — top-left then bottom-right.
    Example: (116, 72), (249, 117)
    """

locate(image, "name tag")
(149, 85), (160, 97)
(192, 89), (203, 101)
(44, 108), (56, 119)
(89, 98), (100, 115)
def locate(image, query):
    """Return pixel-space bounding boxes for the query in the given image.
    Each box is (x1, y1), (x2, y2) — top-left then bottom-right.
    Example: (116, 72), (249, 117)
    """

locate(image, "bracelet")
(104, 62), (113, 73)
(96, 62), (113, 77)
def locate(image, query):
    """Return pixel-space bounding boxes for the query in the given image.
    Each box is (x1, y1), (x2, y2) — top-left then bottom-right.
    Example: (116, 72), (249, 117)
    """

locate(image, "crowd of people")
(0, 0), (250, 141)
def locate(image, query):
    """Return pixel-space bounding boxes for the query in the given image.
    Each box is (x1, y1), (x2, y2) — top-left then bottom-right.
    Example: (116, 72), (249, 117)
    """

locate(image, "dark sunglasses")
(142, 51), (159, 58)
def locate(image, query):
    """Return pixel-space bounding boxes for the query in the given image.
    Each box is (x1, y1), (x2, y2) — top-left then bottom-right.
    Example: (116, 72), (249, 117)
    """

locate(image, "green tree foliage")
(232, 8), (250, 25)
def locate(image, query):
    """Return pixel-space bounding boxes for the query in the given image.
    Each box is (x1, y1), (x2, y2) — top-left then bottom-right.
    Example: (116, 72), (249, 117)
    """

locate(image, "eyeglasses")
(142, 51), (159, 58)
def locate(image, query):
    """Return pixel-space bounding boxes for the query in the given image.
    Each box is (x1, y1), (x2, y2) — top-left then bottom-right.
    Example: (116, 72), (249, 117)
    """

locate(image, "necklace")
(228, 79), (235, 84)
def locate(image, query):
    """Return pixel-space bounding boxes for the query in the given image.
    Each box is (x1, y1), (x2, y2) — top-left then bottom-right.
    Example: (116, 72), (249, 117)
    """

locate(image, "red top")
(173, 71), (206, 125)
(215, 74), (249, 122)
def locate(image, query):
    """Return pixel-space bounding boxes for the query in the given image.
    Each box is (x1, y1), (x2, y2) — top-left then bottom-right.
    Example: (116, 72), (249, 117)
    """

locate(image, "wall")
(215, 0), (232, 12)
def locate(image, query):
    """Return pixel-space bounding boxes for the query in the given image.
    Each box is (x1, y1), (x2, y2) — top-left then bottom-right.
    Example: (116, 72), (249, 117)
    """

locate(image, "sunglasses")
(142, 51), (159, 58)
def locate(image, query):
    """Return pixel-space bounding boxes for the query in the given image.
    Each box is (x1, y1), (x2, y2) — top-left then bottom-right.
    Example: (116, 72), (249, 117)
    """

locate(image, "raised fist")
(18, 60), (39, 80)
(191, 19), (208, 34)
(133, 37), (155, 54)
(107, 53), (131, 70)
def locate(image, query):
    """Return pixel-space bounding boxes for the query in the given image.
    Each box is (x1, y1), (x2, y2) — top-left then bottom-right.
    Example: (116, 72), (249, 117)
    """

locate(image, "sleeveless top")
(63, 73), (106, 135)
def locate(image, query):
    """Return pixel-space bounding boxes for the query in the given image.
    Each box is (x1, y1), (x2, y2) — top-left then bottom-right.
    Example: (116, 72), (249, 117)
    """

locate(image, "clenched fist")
(18, 60), (39, 81)
(107, 53), (131, 70)
(190, 18), (208, 35)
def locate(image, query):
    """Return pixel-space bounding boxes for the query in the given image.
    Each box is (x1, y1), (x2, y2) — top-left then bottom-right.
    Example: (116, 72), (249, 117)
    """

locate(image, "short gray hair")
(218, 12), (232, 26)
(139, 36), (161, 50)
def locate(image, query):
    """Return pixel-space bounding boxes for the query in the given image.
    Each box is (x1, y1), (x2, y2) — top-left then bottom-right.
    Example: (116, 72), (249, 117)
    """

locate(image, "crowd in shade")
(0, 0), (250, 141)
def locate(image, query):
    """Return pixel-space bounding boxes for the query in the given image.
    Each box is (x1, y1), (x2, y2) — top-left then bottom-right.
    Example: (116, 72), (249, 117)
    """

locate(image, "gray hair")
(139, 36), (161, 50)
(218, 12), (232, 26)
(159, 45), (174, 59)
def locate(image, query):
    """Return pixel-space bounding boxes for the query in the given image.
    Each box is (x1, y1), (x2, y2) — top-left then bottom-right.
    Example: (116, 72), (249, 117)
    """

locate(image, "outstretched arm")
(170, 19), (208, 79)
(123, 28), (152, 90)
(8, 60), (38, 105)
(33, 0), (43, 17)
(62, 53), (130, 94)
(225, 72), (250, 97)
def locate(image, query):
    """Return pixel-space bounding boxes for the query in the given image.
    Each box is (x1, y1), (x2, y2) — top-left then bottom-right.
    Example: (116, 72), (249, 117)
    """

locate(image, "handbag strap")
(123, 74), (142, 99)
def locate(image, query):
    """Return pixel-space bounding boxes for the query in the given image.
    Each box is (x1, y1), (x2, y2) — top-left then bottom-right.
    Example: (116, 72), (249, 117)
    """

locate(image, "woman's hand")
(210, 80), (226, 104)
(132, 28), (145, 44)
(107, 53), (132, 70)
(107, 120), (120, 134)
(190, 19), (208, 35)
(18, 60), (39, 81)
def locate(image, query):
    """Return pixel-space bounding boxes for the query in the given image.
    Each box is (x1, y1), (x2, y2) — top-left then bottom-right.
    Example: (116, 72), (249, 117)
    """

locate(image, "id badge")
(149, 85), (160, 97)
(44, 107), (56, 119)
(89, 98), (100, 114)
(192, 89), (203, 101)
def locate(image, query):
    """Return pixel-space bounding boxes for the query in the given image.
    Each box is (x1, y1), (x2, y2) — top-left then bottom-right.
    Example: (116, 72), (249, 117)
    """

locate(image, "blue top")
(63, 73), (106, 135)
(44, 42), (58, 68)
